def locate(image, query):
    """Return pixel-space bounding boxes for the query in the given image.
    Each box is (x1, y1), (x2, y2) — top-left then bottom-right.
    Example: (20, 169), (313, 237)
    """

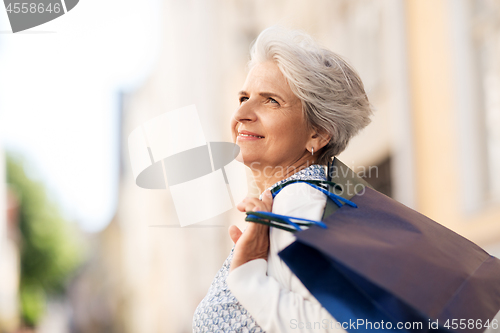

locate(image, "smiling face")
(231, 61), (314, 170)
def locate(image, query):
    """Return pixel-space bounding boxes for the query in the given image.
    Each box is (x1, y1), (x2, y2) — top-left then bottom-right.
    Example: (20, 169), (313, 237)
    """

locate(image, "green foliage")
(19, 284), (46, 326)
(5, 151), (84, 327)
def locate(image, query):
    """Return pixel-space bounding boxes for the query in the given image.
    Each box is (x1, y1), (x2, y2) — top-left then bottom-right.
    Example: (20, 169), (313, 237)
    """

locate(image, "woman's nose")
(233, 100), (257, 123)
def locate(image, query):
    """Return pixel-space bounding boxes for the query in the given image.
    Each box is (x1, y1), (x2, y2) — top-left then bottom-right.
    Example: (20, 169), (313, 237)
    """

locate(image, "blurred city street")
(1, 0), (500, 332)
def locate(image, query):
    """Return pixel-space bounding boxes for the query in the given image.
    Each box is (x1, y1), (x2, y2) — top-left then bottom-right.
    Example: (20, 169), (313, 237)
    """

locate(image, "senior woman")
(193, 26), (372, 333)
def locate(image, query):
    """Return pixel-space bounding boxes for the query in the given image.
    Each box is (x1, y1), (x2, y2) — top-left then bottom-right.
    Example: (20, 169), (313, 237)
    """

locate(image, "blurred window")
(471, 0), (500, 203)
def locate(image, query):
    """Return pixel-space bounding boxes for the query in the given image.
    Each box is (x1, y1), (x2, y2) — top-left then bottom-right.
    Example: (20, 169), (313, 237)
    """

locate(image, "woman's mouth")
(237, 130), (265, 140)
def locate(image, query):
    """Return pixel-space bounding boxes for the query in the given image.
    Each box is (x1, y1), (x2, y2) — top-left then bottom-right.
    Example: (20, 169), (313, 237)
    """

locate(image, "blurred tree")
(5, 151), (84, 327)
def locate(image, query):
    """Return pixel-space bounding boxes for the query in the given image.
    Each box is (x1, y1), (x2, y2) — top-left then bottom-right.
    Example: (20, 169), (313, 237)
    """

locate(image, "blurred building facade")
(404, 0), (500, 250)
(69, 0), (500, 332)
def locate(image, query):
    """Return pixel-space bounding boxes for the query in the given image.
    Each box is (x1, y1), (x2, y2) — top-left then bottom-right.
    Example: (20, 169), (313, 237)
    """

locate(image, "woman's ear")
(308, 127), (331, 151)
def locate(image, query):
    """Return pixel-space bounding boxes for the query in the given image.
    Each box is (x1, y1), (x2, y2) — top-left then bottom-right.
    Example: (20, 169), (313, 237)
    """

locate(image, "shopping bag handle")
(246, 211), (328, 232)
(245, 179), (357, 232)
(271, 180), (357, 208)
(269, 179), (342, 197)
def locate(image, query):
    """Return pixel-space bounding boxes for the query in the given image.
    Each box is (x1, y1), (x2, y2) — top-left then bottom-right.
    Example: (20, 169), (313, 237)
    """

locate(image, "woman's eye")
(269, 98), (280, 106)
(239, 96), (248, 103)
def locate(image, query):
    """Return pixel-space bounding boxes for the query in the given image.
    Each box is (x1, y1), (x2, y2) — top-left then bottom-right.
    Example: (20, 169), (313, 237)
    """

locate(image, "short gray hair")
(249, 26), (373, 165)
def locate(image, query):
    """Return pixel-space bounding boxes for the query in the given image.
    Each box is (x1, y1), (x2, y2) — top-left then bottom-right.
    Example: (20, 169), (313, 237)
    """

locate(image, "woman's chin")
(235, 152), (245, 163)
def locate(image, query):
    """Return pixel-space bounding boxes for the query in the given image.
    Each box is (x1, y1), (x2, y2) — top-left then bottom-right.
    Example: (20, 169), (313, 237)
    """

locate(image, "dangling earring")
(311, 147), (314, 156)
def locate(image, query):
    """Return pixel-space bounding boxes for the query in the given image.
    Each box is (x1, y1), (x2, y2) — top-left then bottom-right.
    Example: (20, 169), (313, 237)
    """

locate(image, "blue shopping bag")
(247, 158), (500, 333)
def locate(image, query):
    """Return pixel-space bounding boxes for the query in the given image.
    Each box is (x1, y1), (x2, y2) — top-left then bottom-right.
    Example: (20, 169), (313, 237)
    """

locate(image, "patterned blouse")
(192, 164), (327, 333)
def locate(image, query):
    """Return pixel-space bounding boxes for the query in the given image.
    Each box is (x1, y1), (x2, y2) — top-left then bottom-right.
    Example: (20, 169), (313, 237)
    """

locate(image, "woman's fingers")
(228, 225), (242, 244)
(261, 190), (273, 210)
(236, 200), (246, 212)
(236, 197), (254, 212)
(237, 193), (274, 213)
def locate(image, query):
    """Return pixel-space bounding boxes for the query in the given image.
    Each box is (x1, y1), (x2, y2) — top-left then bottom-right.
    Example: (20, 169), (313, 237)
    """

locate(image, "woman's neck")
(250, 157), (318, 193)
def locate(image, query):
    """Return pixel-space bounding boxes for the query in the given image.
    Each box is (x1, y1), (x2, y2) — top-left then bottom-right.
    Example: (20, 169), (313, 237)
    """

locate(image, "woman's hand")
(229, 190), (273, 273)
